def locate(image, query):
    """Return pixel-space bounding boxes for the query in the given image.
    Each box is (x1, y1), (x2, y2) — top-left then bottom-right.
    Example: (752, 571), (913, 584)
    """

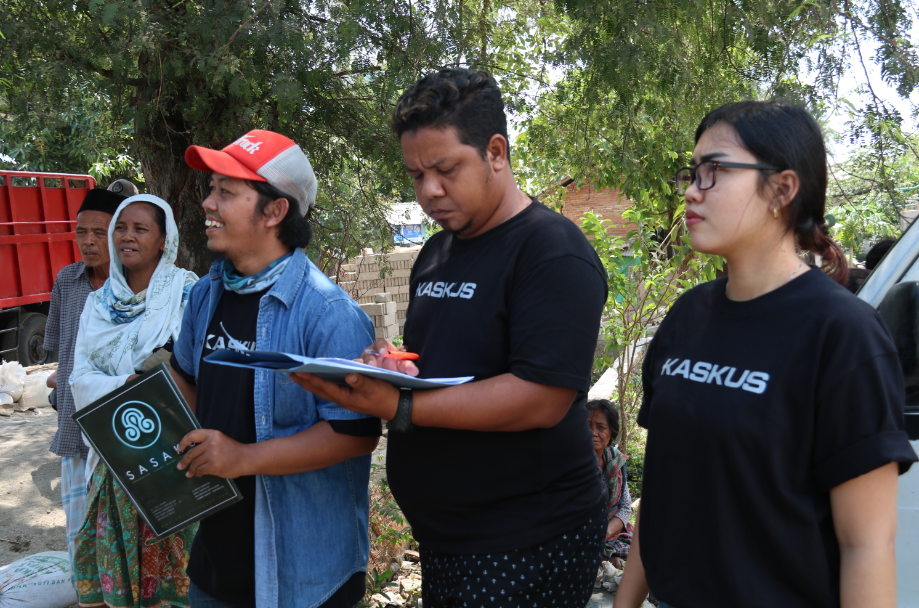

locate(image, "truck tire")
(12, 313), (57, 366)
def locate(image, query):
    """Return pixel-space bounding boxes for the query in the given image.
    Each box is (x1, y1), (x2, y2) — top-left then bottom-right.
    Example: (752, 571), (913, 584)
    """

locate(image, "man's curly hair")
(391, 68), (510, 160)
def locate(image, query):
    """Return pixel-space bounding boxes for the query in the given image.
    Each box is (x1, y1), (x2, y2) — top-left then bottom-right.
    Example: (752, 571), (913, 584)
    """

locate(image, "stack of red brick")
(555, 179), (633, 238)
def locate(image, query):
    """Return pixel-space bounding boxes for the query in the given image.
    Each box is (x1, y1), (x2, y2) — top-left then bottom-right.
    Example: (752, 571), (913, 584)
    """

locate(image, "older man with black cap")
(168, 130), (378, 608)
(43, 184), (129, 583)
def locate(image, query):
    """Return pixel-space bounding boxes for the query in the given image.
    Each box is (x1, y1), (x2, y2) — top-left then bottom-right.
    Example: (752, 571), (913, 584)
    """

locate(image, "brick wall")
(557, 180), (634, 238)
(337, 249), (421, 340)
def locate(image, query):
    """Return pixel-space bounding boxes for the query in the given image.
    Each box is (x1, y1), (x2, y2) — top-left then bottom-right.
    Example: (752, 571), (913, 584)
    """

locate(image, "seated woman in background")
(587, 398), (633, 569)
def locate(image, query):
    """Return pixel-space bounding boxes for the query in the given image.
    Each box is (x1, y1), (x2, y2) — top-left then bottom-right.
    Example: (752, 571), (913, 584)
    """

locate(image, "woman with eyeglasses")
(613, 100), (917, 608)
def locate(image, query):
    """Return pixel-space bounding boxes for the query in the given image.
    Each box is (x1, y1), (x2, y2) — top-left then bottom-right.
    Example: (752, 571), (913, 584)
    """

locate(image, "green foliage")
(368, 470), (416, 554)
(3, 0), (917, 274)
(582, 207), (721, 455)
(364, 567), (395, 596)
(0, 72), (140, 184)
(829, 194), (902, 260)
(372, 484), (414, 549)
(307, 161), (402, 276)
(515, 0), (767, 216)
(0, 0), (552, 272)
(828, 130), (919, 257)
(514, 0), (919, 247)
(624, 427), (646, 503)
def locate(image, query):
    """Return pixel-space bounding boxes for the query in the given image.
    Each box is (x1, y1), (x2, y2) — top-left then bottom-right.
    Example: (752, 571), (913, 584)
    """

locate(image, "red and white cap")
(185, 129), (317, 215)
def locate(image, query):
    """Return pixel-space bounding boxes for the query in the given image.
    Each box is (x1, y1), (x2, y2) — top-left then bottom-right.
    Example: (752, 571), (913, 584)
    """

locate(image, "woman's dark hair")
(247, 180), (312, 249)
(125, 201), (167, 236)
(865, 237), (897, 271)
(846, 267), (869, 293)
(695, 100), (848, 285)
(391, 68), (511, 161)
(586, 398), (620, 445)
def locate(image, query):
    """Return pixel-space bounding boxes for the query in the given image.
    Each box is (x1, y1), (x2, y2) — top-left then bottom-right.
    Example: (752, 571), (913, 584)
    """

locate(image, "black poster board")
(72, 363), (242, 539)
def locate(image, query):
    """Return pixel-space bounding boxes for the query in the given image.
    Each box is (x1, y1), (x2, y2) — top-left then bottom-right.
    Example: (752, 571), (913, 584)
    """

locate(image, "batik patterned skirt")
(74, 462), (197, 607)
(603, 531), (632, 560)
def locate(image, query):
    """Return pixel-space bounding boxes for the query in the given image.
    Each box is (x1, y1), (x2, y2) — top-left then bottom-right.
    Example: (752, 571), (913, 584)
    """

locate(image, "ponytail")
(796, 219), (848, 286)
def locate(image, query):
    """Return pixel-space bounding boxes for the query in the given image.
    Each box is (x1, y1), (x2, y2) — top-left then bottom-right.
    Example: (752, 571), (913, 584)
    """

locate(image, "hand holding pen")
(360, 339), (420, 376)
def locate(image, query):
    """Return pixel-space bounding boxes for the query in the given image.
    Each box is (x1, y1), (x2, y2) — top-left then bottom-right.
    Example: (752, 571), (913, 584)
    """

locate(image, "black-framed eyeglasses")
(674, 161), (779, 195)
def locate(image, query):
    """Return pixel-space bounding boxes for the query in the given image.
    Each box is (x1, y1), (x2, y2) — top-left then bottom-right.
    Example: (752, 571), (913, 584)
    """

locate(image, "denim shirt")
(173, 248), (375, 608)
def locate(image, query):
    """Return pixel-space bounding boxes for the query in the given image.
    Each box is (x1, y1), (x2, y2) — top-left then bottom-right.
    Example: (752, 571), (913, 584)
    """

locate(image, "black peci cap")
(78, 188), (126, 216)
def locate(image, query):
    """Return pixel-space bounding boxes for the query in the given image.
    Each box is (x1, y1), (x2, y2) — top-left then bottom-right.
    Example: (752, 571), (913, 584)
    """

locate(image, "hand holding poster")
(72, 363), (241, 539)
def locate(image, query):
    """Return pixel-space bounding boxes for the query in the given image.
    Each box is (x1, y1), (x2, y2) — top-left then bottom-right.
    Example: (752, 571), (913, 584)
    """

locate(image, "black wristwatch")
(388, 388), (414, 433)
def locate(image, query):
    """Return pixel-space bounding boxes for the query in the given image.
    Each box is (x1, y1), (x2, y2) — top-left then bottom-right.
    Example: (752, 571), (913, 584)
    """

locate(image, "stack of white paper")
(204, 349), (473, 390)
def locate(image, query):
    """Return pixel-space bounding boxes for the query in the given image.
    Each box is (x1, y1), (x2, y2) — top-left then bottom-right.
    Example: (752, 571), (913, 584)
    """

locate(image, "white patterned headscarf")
(70, 194), (198, 475)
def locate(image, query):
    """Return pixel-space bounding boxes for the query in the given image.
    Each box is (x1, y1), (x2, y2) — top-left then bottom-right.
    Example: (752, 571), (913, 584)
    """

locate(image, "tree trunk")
(133, 82), (211, 276)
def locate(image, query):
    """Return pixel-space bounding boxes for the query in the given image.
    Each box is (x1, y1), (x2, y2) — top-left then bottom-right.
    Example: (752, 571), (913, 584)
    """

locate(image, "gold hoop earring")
(774, 208), (779, 219)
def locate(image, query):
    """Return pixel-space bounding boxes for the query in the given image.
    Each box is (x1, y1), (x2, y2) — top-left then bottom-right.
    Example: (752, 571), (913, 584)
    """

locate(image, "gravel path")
(0, 407), (67, 566)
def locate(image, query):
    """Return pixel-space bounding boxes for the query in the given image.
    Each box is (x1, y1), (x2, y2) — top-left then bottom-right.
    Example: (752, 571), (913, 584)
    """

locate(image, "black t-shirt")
(177, 289), (262, 608)
(638, 269), (918, 608)
(171, 288), (377, 608)
(388, 201), (609, 554)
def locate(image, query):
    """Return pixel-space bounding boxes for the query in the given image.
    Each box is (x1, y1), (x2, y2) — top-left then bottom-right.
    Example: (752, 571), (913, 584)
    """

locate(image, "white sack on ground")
(19, 372), (53, 408)
(0, 551), (78, 608)
(0, 361), (26, 402)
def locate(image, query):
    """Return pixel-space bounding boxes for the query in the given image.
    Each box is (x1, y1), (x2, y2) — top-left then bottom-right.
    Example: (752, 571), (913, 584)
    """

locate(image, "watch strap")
(388, 388), (414, 433)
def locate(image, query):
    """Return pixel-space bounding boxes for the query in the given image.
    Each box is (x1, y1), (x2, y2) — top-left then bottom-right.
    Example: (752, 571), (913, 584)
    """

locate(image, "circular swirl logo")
(112, 401), (161, 449)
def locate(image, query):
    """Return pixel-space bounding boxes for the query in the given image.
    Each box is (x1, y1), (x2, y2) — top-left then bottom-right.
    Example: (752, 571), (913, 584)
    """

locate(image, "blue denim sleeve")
(173, 279), (206, 379)
(307, 297), (375, 422)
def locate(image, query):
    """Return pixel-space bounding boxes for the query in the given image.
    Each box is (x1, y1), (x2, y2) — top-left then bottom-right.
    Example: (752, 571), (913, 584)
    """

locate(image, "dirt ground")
(0, 407), (68, 566)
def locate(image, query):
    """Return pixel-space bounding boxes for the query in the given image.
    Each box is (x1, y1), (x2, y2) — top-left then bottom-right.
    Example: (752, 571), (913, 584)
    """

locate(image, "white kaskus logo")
(660, 358), (770, 394)
(232, 134), (263, 155)
(112, 401), (162, 449)
(205, 322), (255, 352)
(415, 281), (476, 299)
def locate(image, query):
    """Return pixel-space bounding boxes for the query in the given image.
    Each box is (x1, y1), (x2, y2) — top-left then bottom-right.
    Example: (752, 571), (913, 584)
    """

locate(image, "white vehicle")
(856, 225), (919, 607)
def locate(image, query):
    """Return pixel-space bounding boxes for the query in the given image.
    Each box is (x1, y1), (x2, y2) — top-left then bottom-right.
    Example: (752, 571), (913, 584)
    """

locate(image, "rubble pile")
(367, 550), (423, 608)
(594, 560), (624, 593)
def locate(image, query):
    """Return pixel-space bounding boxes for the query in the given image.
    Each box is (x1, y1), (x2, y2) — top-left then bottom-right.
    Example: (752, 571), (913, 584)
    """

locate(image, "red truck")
(0, 170), (97, 365)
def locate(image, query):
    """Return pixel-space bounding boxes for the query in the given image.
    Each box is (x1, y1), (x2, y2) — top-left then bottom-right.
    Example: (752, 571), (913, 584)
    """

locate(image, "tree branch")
(837, 8), (917, 68)
(224, 0), (275, 50)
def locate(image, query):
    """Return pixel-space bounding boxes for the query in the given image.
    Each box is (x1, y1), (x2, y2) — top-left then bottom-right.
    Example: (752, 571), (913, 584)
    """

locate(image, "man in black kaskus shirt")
(293, 69), (609, 608)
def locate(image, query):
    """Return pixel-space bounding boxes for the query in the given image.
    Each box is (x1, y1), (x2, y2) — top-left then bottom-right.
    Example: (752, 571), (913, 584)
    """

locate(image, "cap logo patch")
(232, 134), (263, 155)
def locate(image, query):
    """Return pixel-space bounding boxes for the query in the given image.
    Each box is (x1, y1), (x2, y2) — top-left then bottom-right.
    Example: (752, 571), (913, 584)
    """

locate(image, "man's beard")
(203, 242), (222, 263)
(443, 218), (475, 236)
(82, 257), (108, 269)
(443, 162), (490, 237)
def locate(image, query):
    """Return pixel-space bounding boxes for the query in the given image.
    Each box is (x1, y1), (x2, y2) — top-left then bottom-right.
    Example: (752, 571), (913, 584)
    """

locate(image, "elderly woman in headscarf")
(587, 398), (633, 569)
(70, 194), (198, 607)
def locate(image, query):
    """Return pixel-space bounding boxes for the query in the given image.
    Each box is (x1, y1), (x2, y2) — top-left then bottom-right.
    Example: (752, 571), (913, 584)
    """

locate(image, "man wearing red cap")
(168, 130), (379, 608)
